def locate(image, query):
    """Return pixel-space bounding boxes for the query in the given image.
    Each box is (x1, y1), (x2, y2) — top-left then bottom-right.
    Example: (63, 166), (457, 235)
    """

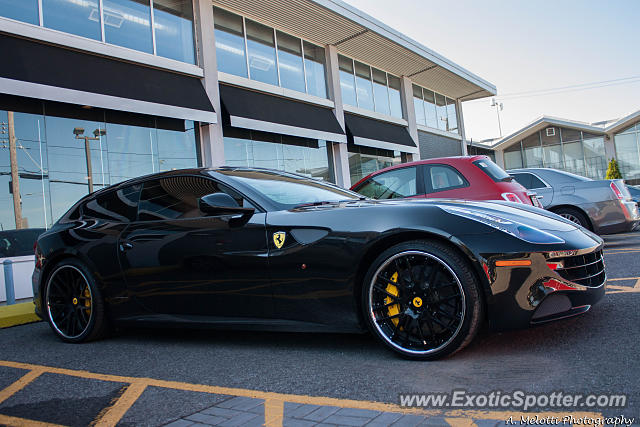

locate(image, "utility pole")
(491, 99), (504, 137)
(74, 128), (106, 193)
(8, 112), (23, 229)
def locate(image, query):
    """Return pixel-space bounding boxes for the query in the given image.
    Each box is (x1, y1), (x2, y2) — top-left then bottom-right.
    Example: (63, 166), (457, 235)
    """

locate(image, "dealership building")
(0, 0), (495, 231)
(482, 110), (640, 184)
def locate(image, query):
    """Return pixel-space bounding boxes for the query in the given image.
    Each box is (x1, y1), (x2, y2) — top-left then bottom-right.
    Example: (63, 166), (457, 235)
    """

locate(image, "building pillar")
(456, 99), (468, 155)
(604, 133), (617, 161)
(494, 149), (505, 168)
(325, 45), (350, 188)
(400, 76), (419, 161)
(195, 0), (224, 167)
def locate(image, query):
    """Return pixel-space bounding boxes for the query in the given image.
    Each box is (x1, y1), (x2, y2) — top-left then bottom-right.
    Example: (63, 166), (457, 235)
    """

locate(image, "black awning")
(344, 113), (418, 153)
(0, 34), (216, 123)
(219, 84), (346, 143)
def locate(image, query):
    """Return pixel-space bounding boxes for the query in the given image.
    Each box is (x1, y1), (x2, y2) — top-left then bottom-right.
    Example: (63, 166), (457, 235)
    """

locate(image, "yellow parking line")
(0, 360), (603, 426)
(446, 418), (478, 426)
(264, 398), (284, 427)
(0, 369), (44, 405)
(0, 414), (65, 427)
(93, 382), (147, 427)
(607, 277), (640, 281)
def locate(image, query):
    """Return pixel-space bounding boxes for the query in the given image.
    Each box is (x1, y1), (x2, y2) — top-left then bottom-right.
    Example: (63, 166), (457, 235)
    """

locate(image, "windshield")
(219, 169), (362, 210)
(472, 158), (511, 182)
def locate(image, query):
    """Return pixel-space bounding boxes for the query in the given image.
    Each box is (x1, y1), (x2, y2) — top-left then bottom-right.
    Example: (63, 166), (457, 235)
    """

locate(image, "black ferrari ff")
(32, 167), (606, 359)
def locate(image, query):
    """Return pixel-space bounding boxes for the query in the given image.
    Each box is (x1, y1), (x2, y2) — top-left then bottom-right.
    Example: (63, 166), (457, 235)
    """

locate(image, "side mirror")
(198, 193), (254, 226)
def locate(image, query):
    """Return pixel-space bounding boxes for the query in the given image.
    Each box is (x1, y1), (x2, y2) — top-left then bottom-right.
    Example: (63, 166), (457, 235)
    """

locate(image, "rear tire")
(44, 259), (108, 343)
(552, 207), (591, 230)
(362, 240), (483, 360)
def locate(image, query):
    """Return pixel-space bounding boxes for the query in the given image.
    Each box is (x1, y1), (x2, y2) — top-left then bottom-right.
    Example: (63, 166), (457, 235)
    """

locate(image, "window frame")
(423, 164), (469, 194)
(354, 165), (425, 199)
(80, 183), (142, 223)
(133, 174), (264, 223)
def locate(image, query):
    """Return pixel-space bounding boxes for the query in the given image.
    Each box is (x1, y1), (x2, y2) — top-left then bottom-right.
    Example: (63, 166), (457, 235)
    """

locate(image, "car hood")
(391, 198), (579, 232)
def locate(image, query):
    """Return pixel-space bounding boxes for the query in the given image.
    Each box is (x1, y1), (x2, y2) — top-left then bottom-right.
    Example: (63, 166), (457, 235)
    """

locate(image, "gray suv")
(508, 168), (639, 234)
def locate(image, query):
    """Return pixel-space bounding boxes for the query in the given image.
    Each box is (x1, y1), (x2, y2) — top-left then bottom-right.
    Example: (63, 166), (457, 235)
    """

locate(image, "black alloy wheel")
(363, 240), (482, 360)
(45, 260), (107, 343)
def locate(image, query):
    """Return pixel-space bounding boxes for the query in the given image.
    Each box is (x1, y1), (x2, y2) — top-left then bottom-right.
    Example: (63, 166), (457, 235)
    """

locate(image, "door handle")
(119, 242), (133, 252)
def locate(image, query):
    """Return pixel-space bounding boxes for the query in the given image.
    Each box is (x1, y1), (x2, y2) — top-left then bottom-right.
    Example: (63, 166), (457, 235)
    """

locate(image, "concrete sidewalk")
(0, 302), (40, 328)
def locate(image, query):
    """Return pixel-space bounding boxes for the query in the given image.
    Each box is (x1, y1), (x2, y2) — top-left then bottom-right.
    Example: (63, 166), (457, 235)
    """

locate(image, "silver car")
(508, 168), (639, 234)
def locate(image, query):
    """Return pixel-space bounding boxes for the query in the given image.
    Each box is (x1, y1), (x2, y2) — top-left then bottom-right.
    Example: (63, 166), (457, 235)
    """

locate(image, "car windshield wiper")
(293, 197), (366, 208)
(501, 176), (514, 182)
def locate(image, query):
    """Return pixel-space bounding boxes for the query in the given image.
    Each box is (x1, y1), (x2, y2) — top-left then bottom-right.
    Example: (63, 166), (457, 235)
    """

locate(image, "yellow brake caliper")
(384, 272), (400, 326)
(84, 286), (91, 316)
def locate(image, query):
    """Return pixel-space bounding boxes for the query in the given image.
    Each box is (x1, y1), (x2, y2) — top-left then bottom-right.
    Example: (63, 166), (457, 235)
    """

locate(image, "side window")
(529, 174), (546, 189)
(137, 176), (255, 221)
(356, 167), (418, 199)
(426, 165), (468, 193)
(511, 173), (545, 189)
(510, 173), (531, 189)
(83, 184), (141, 222)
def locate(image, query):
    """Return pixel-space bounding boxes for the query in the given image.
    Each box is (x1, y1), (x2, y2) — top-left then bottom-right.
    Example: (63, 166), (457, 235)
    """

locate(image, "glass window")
(423, 90), (438, 129)
(583, 137), (606, 179)
(560, 128), (581, 143)
(473, 159), (509, 182)
(348, 144), (400, 185)
(504, 149), (523, 170)
(223, 129), (333, 182)
(614, 131), (639, 180)
(42, 0), (102, 40)
(354, 61), (374, 111)
(339, 55), (357, 107)
(413, 85), (426, 126)
(372, 68), (390, 116)
(542, 144), (563, 169)
(157, 121), (198, 171)
(356, 167), (417, 199)
(303, 41), (327, 98)
(0, 0), (39, 24)
(153, 0), (195, 64)
(446, 97), (458, 133)
(435, 93), (448, 131)
(0, 102), (199, 231)
(0, 229), (44, 258)
(138, 176), (220, 221)
(214, 7), (247, 77)
(509, 173), (531, 189)
(387, 75), (402, 118)
(276, 31), (305, 93)
(245, 19), (277, 85)
(225, 170), (358, 210)
(562, 141), (585, 176)
(522, 133), (542, 168)
(102, 0), (152, 53)
(83, 184), (141, 222)
(426, 165), (467, 193)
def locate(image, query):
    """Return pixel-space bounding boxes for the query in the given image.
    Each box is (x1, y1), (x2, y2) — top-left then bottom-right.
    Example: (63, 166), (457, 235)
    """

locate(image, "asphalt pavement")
(0, 232), (639, 427)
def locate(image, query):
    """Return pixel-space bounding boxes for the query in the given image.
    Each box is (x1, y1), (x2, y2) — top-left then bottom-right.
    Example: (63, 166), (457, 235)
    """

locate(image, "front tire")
(362, 240), (483, 360)
(44, 259), (108, 343)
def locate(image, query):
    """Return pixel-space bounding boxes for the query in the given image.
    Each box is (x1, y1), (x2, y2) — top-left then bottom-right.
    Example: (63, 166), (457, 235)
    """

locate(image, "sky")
(342, 0), (640, 142)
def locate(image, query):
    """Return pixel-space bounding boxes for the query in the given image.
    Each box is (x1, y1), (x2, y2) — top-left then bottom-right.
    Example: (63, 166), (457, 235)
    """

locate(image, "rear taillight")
(610, 181), (625, 200)
(501, 192), (524, 203)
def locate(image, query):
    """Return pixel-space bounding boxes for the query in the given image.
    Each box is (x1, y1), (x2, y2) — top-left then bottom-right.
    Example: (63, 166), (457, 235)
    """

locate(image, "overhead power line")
(466, 75), (640, 102)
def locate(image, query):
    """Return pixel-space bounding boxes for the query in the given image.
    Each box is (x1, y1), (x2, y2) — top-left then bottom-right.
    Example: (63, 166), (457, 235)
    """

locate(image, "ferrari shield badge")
(273, 231), (286, 249)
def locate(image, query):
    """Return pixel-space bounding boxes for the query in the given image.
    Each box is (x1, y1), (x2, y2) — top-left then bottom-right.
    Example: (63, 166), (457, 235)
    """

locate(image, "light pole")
(74, 127), (106, 193)
(491, 98), (504, 137)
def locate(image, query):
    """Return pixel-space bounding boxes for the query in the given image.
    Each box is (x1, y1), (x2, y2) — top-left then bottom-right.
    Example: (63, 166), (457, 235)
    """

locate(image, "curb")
(0, 302), (41, 328)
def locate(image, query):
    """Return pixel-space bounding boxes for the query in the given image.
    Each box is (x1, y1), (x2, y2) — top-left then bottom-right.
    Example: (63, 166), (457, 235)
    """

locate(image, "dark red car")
(351, 156), (541, 206)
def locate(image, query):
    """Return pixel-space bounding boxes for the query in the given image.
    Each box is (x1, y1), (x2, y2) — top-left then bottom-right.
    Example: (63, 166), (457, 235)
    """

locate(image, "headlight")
(441, 205), (565, 244)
